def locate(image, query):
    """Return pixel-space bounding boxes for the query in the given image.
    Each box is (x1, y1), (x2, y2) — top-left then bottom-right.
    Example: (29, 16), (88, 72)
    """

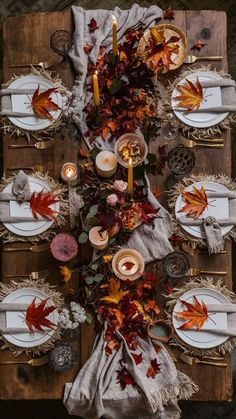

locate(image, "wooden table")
(1, 9), (232, 402)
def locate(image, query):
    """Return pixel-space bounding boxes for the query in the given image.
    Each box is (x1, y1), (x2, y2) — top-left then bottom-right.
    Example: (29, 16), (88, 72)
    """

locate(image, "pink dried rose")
(113, 180), (128, 193)
(107, 193), (119, 207)
(50, 233), (78, 262)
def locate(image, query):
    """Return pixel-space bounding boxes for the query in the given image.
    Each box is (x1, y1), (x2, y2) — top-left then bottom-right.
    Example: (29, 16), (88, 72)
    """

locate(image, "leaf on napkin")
(164, 6), (175, 20)
(116, 365), (135, 390)
(146, 28), (180, 70)
(191, 39), (207, 50)
(100, 278), (129, 304)
(138, 202), (160, 223)
(25, 298), (56, 332)
(146, 358), (161, 379)
(88, 18), (99, 33)
(131, 352), (143, 365)
(31, 86), (60, 120)
(174, 77), (204, 111)
(175, 296), (209, 330)
(83, 43), (93, 54)
(30, 191), (59, 220)
(178, 185), (208, 219)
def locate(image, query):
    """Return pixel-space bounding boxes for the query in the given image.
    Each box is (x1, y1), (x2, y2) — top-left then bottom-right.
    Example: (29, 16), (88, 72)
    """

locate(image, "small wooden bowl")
(137, 23), (187, 73)
(148, 320), (174, 343)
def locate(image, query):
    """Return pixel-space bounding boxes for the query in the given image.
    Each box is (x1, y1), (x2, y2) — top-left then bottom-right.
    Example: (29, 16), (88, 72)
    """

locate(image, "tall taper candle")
(112, 15), (119, 56)
(127, 157), (133, 194)
(93, 71), (100, 106)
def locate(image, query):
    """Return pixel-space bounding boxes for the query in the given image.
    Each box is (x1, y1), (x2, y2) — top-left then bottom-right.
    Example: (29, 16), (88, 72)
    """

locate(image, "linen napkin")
(178, 190), (236, 253)
(176, 79), (236, 113)
(64, 326), (198, 419)
(0, 89), (36, 117)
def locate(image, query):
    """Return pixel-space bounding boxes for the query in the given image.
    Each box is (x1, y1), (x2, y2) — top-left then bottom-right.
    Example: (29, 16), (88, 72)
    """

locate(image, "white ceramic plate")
(171, 71), (229, 128)
(2, 288), (58, 348)
(175, 181), (233, 239)
(8, 75), (62, 131)
(3, 176), (60, 237)
(172, 287), (230, 349)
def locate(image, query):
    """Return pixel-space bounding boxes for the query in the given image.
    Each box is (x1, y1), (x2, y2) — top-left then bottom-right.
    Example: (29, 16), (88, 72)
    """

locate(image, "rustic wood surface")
(0, 9), (232, 401)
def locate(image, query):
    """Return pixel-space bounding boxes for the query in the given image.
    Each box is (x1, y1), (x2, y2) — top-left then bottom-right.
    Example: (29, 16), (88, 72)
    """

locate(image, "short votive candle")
(61, 162), (78, 182)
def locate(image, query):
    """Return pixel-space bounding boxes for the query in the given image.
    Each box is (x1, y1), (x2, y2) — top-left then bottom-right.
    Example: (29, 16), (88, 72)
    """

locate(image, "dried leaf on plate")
(178, 185), (208, 219)
(25, 298), (56, 332)
(30, 191), (59, 220)
(175, 296), (209, 330)
(174, 77), (204, 111)
(31, 86), (60, 120)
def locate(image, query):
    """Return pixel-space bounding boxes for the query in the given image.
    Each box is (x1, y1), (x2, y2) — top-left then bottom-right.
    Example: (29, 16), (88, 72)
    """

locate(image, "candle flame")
(112, 15), (117, 23)
(94, 70), (98, 76)
(129, 157), (133, 165)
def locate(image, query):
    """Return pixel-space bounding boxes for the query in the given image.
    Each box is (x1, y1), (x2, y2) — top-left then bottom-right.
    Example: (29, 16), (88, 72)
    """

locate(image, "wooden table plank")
(0, 9), (232, 401)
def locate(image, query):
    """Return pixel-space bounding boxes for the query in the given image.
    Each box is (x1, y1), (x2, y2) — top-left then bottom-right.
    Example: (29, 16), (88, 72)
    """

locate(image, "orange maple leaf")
(174, 77), (204, 111)
(178, 186), (208, 219)
(144, 300), (160, 316)
(108, 307), (125, 326)
(146, 28), (180, 71)
(175, 296), (209, 330)
(31, 86), (61, 120)
(25, 298), (56, 332)
(100, 278), (129, 304)
(30, 191), (59, 220)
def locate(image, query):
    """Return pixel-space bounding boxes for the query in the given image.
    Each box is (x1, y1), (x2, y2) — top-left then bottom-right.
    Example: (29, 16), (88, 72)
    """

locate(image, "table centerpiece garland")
(162, 65), (236, 140)
(1, 67), (72, 143)
(0, 171), (69, 243)
(0, 278), (64, 356)
(165, 276), (236, 357)
(167, 173), (236, 248)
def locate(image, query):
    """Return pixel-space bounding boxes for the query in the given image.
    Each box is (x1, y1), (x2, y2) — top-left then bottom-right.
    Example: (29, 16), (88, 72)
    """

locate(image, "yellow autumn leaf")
(102, 254), (113, 263)
(100, 278), (129, 304)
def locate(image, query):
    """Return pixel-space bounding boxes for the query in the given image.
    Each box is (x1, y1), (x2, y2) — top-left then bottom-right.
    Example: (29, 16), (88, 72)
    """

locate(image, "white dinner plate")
(175, 181), (233, 239)
(172, 287), (230, 349)
(3, 176), (60, 237)
(171, 71), (229, 128)
(8, 75), (62, 131)
(2, 288), (58, 348)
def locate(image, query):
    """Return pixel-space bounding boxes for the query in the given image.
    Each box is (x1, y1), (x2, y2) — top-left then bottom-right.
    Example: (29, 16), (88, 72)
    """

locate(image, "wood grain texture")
(1, 10), (232, 401)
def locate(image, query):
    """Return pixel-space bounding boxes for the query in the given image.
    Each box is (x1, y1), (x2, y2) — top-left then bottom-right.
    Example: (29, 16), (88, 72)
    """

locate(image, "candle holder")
(162, 113), (179, 141)
(114, 133), (148, 168)
(107, 50), (119, 65)
(95, 151), (117, 178)
(112, 248), (144, 281)
(90, 105), (102, 129)
(61, 162), (79, 184)
(163, 251), (190, 279)
(166, 145), (195, 188)
(49, 343), (77, 372)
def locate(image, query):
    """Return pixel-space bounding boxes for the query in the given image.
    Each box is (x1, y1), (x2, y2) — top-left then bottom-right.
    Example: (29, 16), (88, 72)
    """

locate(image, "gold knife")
(4, 243), (50, 253)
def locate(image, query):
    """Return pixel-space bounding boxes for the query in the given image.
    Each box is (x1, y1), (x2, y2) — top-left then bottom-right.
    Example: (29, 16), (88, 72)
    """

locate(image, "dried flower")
(60, 266), (73, 282)
(107, 193), (119, 207)
(50, 233), (78, 262)
(113, 180), (128, 193)
(102, 254), (113, 263)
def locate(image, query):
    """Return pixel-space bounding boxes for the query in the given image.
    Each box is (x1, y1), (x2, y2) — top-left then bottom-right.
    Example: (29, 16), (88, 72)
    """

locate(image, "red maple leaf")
(191, 39), (207, 50)
(116, 365), (135, 390)
(25, 298), (56, 332)
(131, 352), (143, 365)
(31, 86), (60, 120)
(84, 43), (93, 54)
(164, 6), (175, 20)
(30, 191), (59, 220)
(88, 18), (99, 33)
(146, 358), (161, 378)
(138, 202), (160, 223)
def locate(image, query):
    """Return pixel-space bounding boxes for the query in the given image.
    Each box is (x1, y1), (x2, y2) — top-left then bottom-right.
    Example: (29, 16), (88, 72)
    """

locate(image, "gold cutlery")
(181, 243), (226, 256)
(4, 243), (50, 253)
(184, 55), (223, 64)
(9, 58), (61, 70)
(0, 355), (49, 367)
(7, 165), (46, 172)
(9, 139), (56, 150)
(181, 137), (224, 143)
(180, 138), (224, 148)
(4, 269), (49, 280)
(186, 268), (227, 276)
(180, 353), (227, 367)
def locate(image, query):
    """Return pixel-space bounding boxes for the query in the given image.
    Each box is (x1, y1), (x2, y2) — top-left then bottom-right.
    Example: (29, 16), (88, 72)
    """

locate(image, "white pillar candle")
(95, 151), (117, 178)
(112, 248), (144, 281)
(61, 162), (78, 182)
(89, 226), (109, 250)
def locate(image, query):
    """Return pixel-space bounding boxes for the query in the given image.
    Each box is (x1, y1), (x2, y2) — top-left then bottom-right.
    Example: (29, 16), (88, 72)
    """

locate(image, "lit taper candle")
(93, 70), (100, 107)
(127, 157), (133, 194)
(112, 15), (119, 57)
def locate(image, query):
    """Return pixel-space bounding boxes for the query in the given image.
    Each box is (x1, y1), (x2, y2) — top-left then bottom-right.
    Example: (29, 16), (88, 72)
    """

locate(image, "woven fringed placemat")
(167, 173), (236, 248)
(161, 65), (236, 140)
(0, 278), (64, 357)
(1, 67), (72, 143)
(0, 171), (69, 243)
(165, 276), (236, 357)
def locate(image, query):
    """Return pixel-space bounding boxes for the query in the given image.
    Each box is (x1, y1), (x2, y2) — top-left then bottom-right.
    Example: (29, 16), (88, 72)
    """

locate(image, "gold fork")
(187, 268), (227, 277)
(3, 269), (49, 280)
(4, 243), (50, 253)
(180, 138), (224, 148)
(9, 139), (56, 150)
(180, 353), (227, 367)
(9, 58), (61, 70)
(184, 55), (223, 64)
(7, 165), (46, 172)
(0, 355), (49, 367)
